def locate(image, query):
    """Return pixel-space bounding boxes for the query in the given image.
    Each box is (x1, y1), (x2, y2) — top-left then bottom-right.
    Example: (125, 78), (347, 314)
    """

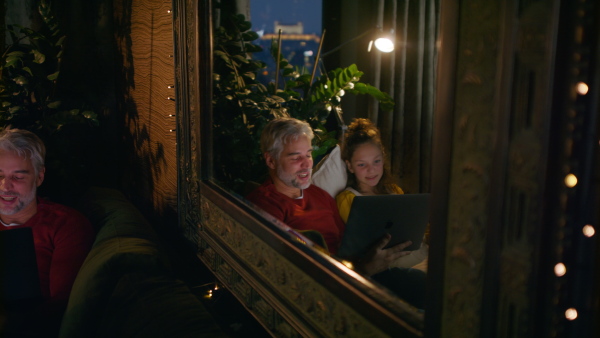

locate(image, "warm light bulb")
(583, 225), (595, 237)
(554, 263), (566, 277)
(565, 308), (578, 320)
(374, 37), (394, 53)
(576, 82), (589, 95)
(565, 173), (578, 187)
(341, 260), (354, 269)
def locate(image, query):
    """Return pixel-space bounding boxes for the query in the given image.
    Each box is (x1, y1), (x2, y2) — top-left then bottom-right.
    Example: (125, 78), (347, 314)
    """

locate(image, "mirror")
(209, 0), (436, 330)
(175, 0), (600, 336)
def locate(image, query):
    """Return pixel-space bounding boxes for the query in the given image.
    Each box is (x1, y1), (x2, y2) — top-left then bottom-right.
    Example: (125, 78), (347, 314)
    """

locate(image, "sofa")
(59, 187), (225, 337)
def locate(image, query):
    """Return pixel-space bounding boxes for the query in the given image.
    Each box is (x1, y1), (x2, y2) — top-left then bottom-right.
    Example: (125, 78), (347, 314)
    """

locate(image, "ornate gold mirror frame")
(172, 0), (428, 335)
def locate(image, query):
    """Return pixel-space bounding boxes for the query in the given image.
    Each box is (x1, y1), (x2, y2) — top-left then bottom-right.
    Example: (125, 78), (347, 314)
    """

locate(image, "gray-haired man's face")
(271, 135), (314, 190)
(0, 149), (44, 220)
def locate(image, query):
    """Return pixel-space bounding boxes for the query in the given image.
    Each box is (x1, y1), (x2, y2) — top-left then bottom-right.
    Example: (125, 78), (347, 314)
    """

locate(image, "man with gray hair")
(0, 128), (94, 336)
(247, 117), (345, 253)
(247, 117), (426, 308)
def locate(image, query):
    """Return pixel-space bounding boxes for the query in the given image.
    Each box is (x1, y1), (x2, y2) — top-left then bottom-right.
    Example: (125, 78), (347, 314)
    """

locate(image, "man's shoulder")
(36, 198), (89, 222)
(246, 179), (276, 200)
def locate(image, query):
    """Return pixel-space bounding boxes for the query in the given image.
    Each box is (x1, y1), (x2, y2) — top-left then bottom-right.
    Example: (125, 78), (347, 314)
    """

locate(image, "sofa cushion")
(78, 187), (158, 244)
(59, 237), (166, 337)
(312, 144), (347, 198)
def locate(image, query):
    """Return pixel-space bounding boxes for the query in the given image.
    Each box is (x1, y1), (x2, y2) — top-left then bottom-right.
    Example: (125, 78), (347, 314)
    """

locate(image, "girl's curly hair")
(340, 118), (397, 194)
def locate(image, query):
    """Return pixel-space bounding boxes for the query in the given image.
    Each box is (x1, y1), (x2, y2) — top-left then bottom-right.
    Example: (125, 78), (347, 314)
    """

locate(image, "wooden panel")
(435, 0), (600, 337)
(114, 0), (177, 213)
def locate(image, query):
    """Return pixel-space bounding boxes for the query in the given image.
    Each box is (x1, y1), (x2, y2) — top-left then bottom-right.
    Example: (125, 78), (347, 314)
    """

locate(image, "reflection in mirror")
(211, 0), (438, 321)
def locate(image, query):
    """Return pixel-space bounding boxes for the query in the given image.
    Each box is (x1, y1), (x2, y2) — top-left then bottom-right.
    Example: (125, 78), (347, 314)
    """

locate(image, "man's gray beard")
(0, 187), (36, 216)
(276, 166), (312, 190)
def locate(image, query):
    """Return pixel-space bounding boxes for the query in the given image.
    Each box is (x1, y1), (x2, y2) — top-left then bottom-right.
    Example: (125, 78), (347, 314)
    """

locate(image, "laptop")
(0, 227), (42, 303)
(337, 193), (430, 259)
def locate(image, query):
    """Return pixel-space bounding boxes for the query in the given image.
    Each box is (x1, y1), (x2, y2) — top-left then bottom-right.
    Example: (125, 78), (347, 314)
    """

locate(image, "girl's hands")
(355, 234), (413, 276)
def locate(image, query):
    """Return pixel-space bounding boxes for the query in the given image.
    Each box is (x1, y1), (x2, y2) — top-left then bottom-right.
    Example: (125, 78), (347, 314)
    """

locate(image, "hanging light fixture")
(319, 27), (396, 59)
(373, 33), (395, 52)
(312, 28), (396, 86)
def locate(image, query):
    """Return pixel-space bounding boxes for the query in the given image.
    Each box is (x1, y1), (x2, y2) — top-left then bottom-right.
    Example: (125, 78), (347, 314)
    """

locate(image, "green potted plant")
(0, 0), (99, 201)
(213, 13), (394, 194)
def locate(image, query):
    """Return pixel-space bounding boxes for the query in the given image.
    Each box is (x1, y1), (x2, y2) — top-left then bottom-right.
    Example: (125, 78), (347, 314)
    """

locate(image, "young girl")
(336, 118), (403, 221)
(336, 118), (428, 270)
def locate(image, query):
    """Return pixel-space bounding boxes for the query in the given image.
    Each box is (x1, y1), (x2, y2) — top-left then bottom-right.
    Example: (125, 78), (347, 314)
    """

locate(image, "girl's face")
(346, 142), (384, 194)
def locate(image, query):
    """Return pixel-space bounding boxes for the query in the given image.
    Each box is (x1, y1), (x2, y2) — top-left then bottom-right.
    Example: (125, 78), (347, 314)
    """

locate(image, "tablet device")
(337, 193), (430, 259)
(1, 227), (42, 302)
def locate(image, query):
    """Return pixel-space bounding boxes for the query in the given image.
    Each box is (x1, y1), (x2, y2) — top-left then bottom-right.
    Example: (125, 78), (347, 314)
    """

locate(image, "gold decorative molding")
(197, 196), (392, 337)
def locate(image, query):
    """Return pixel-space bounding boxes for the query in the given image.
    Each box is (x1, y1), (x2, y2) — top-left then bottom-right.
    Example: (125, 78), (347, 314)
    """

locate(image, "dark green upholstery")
(59, 187), (224, 337)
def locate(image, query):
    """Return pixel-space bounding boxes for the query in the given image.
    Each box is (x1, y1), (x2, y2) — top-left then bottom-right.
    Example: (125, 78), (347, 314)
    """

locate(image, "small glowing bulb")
(583, 225), (595, 237)
(554, 263), (566, 277)
(565, 308), (578, 320)
(167, 9), (172, 13)
(341, 260), (354, 269)
(565, 174), (578, 187)
(576, 82), (589, 95)
(214, 285), (219, 291)
(374, 37), (394, 53)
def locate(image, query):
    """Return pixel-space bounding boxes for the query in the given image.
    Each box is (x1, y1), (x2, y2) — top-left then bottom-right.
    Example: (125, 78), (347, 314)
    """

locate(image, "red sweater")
(246, 179), (345, 254)
(0, 198), (94, 303)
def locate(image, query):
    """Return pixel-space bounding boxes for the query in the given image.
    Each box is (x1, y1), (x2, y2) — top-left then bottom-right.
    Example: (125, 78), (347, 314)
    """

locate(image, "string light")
(576, 82), (588, 95)
(565, 308), (578, 320)
(202, 283), (220, 299)
(564, 173), (578, 187)
(554, 263), (567, 277)
(341, 260), (354, 269)
(582, 225), (595, 237)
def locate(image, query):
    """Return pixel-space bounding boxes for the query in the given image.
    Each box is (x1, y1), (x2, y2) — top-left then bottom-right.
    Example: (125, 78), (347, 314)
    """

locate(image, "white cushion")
(312, 144), (347, 198)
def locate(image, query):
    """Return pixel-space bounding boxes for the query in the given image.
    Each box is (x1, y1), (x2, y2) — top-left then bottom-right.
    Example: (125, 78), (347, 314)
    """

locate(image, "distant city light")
(304, 50), (313, 56)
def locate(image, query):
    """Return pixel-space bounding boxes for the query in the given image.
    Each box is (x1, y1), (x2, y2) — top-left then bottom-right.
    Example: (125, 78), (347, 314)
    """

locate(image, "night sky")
(250, 0), (322, 35)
